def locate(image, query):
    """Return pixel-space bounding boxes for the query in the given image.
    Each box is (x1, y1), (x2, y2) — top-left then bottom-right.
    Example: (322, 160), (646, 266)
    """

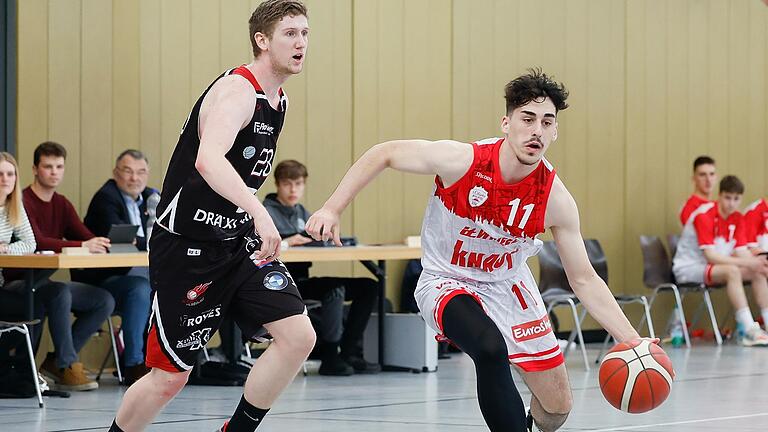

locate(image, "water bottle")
(670, 306), (684, 348)
(146, 192), (161, 245)
(670, 319), (684, 348)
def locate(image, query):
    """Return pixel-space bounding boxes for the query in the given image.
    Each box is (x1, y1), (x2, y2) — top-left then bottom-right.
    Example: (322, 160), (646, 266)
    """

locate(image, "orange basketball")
(599, 339), (674, 413)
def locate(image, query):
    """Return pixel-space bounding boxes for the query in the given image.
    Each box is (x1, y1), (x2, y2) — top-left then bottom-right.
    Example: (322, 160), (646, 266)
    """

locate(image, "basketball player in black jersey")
(107, 2), (312, 431)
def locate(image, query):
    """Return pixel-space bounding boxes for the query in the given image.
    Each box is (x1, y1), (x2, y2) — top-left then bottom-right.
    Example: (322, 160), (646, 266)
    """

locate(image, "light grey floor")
(2, 343), (768, 432)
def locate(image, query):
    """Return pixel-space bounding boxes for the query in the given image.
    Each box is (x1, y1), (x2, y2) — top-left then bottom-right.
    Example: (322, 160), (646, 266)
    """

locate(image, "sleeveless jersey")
(156, 66), (287, 241)
(421, 137), (556, 283)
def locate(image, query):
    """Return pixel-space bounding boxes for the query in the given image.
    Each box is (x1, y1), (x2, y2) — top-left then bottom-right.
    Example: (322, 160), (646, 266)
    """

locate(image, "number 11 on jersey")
(507, 198), (534, 229)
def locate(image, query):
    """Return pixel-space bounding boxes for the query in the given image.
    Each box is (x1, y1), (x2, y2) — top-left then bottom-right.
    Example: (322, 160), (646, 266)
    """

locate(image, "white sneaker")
(741, 322), (768, 347)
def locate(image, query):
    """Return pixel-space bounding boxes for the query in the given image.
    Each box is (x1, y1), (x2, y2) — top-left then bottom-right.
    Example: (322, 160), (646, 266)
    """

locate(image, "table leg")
(359, 260), (386, 366)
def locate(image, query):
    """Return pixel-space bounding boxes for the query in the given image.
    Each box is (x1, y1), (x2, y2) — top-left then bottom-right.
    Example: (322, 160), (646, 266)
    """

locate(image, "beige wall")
(15, 0), (768, 350)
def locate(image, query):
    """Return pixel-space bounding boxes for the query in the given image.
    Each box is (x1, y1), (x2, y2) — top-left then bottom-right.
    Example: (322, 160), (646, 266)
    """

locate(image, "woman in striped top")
(0, 152), (35, 261)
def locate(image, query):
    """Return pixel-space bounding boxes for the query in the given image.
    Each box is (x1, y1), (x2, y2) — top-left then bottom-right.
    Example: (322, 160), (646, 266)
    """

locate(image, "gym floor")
(1, 343), (767, 431)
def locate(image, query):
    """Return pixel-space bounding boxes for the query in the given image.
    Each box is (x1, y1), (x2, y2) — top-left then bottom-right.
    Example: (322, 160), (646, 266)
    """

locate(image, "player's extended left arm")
(549, 193), (640, 343)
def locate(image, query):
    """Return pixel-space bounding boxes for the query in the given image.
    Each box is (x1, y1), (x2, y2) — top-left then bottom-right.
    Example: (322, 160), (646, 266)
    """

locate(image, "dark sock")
(225, 395), (270, 431)
(108, 419), (125, 432)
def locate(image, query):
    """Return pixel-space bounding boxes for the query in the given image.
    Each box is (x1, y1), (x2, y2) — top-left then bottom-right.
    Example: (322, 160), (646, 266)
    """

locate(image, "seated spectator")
(264, 160), (379, 376)
(673, 175), (768, 345)
(679, 156), (717, 226)
(744, 197), (767, 253)
(71, 149), (158, 384)
(0, 150), (112, 391)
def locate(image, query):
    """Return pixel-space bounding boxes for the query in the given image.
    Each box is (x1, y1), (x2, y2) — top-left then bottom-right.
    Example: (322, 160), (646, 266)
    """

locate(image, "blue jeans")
(100, 271), (151, 367)
(33, 280), (115, 368)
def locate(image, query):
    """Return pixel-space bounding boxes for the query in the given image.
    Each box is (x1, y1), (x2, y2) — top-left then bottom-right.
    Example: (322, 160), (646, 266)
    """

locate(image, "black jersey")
(156, 66), (287, 241)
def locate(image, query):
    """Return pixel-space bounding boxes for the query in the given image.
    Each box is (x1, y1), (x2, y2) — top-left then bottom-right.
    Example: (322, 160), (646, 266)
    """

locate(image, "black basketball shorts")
(145, 228), (306, 372)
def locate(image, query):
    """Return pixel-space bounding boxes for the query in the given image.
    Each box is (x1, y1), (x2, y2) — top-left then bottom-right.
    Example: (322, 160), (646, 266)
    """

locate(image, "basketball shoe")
(741, 322), (768, 347)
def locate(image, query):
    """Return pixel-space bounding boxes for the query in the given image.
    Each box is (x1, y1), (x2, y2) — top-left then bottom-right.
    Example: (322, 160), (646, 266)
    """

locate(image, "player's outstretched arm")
(195, 76), (281, 261)
(306, 139), (472, 245)
(546, 178), (640, 343)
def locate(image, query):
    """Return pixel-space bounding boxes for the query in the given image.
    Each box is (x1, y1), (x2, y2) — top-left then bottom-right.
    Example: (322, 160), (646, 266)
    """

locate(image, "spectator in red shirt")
(16, 142), (115, 390)
(679, 156), (717, 226)
(673, 176), (768, 345)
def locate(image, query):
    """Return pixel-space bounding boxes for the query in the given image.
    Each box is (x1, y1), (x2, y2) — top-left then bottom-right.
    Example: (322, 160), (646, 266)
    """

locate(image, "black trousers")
(298, 277), (378, 356)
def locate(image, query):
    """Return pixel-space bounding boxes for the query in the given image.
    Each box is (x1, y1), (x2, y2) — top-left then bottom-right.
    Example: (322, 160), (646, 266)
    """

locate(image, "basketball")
(599, 339), (674, 413)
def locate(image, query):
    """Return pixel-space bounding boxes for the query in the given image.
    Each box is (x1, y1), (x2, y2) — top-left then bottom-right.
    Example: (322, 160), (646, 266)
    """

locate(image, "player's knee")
(550, 392), (573, 415)
(469, 326), (508, 366)
(285, 319), (316, 358)
(149, 368), (190, 399)
(537, 395), (572, 423)
(724, 264), (742, 281)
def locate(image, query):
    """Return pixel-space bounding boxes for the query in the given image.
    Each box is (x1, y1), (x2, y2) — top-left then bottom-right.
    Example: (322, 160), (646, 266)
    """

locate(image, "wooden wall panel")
(158, 0), (191, 181)
(112, 0), (140, 173)
(747, 0), (768, 198)
(47, 0), (82, 208)
(15, 0), (48, 181)
(139, 0), (162, 185)
(80, 0), (113, 211)
(189, 0), (221, 101)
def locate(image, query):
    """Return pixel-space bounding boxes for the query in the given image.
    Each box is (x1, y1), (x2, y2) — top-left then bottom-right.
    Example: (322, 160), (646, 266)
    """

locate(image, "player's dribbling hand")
(635, 337), (661, 345)
(306, 207), (342, 246)
(251, 213), (281, 263)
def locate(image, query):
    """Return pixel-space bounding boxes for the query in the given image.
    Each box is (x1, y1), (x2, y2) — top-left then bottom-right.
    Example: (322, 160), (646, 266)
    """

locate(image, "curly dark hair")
(504, 68), (569, 114)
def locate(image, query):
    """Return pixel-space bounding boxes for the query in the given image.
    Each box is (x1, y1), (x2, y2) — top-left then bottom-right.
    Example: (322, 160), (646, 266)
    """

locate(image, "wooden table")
(0, 253), (148, 322)
(0, 245), (422, 369)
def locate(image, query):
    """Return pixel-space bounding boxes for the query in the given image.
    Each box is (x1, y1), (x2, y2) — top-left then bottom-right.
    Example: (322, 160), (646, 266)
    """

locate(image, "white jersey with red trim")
(744, 199), (768, 251)
(420, 137), (556, 283)
(673, 202), (747, 273)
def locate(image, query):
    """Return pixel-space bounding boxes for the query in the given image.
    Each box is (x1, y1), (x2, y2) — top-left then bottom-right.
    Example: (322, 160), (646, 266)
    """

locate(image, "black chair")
(95, 314), (125, 384)
(0, 318), (44, 407)
(539, 241), (591, 370)
(589, 239), (655, 363)
(540, 239), (655, 369)
(637, 235), (722, 347)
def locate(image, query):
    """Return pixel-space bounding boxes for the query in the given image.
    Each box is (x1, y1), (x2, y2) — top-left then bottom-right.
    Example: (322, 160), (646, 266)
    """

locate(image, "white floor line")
(588, 411), (768, 432)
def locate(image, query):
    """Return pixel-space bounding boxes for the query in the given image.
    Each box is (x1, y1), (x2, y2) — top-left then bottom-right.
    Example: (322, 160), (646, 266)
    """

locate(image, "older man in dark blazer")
(72, 149), (159, 385)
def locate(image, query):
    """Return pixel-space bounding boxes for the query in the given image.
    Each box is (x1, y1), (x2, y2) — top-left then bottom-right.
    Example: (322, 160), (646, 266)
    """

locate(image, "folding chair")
(0, 319), (44, 407)
(635, 235), (723, 347)
(587, 239), (655, 363)
(539, 241), (591, 370)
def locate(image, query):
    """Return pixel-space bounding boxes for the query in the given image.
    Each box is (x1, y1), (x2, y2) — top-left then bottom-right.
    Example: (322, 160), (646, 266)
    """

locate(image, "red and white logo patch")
(183, 281), (213, 306)
(511, 315), (553, 342)
(468, 185), (488, 207)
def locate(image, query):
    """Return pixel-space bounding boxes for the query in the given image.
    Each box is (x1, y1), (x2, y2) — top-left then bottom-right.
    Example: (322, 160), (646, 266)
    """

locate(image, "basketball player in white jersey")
(306, 69), (650, 432)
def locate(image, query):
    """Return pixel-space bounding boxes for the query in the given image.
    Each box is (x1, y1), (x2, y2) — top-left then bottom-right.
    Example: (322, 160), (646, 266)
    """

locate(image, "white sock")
(736, 308), (754, 329)
(761, 308), (768, 329)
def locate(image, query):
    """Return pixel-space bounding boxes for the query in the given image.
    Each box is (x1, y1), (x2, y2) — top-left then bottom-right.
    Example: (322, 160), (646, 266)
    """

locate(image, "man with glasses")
(72, 149), (159, 385)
